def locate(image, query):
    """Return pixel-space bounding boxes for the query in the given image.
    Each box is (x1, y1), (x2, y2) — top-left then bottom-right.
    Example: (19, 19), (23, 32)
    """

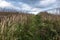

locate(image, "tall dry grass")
(0, 12), (60, 40)
(0, 13), (33, 40)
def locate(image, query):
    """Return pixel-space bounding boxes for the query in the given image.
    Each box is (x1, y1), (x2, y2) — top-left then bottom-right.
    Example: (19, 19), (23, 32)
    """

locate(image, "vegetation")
(0, 12), (60, 40)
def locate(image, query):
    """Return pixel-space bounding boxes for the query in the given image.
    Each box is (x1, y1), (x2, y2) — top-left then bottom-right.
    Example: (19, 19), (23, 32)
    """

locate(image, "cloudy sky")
(0, 0), (59, 14)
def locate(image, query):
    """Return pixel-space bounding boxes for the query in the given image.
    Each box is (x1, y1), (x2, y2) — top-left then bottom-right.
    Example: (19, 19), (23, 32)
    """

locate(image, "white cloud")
(0, 0), (15, 8)
(36, 0), (56, 7)
(18, 2), (32, 11)
(18, 2), (43, 14)
(28, 8), (42, 14)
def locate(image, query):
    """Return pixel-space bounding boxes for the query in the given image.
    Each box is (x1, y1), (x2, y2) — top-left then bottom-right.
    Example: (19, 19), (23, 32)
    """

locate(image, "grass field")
(0, 12), (60, 40)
